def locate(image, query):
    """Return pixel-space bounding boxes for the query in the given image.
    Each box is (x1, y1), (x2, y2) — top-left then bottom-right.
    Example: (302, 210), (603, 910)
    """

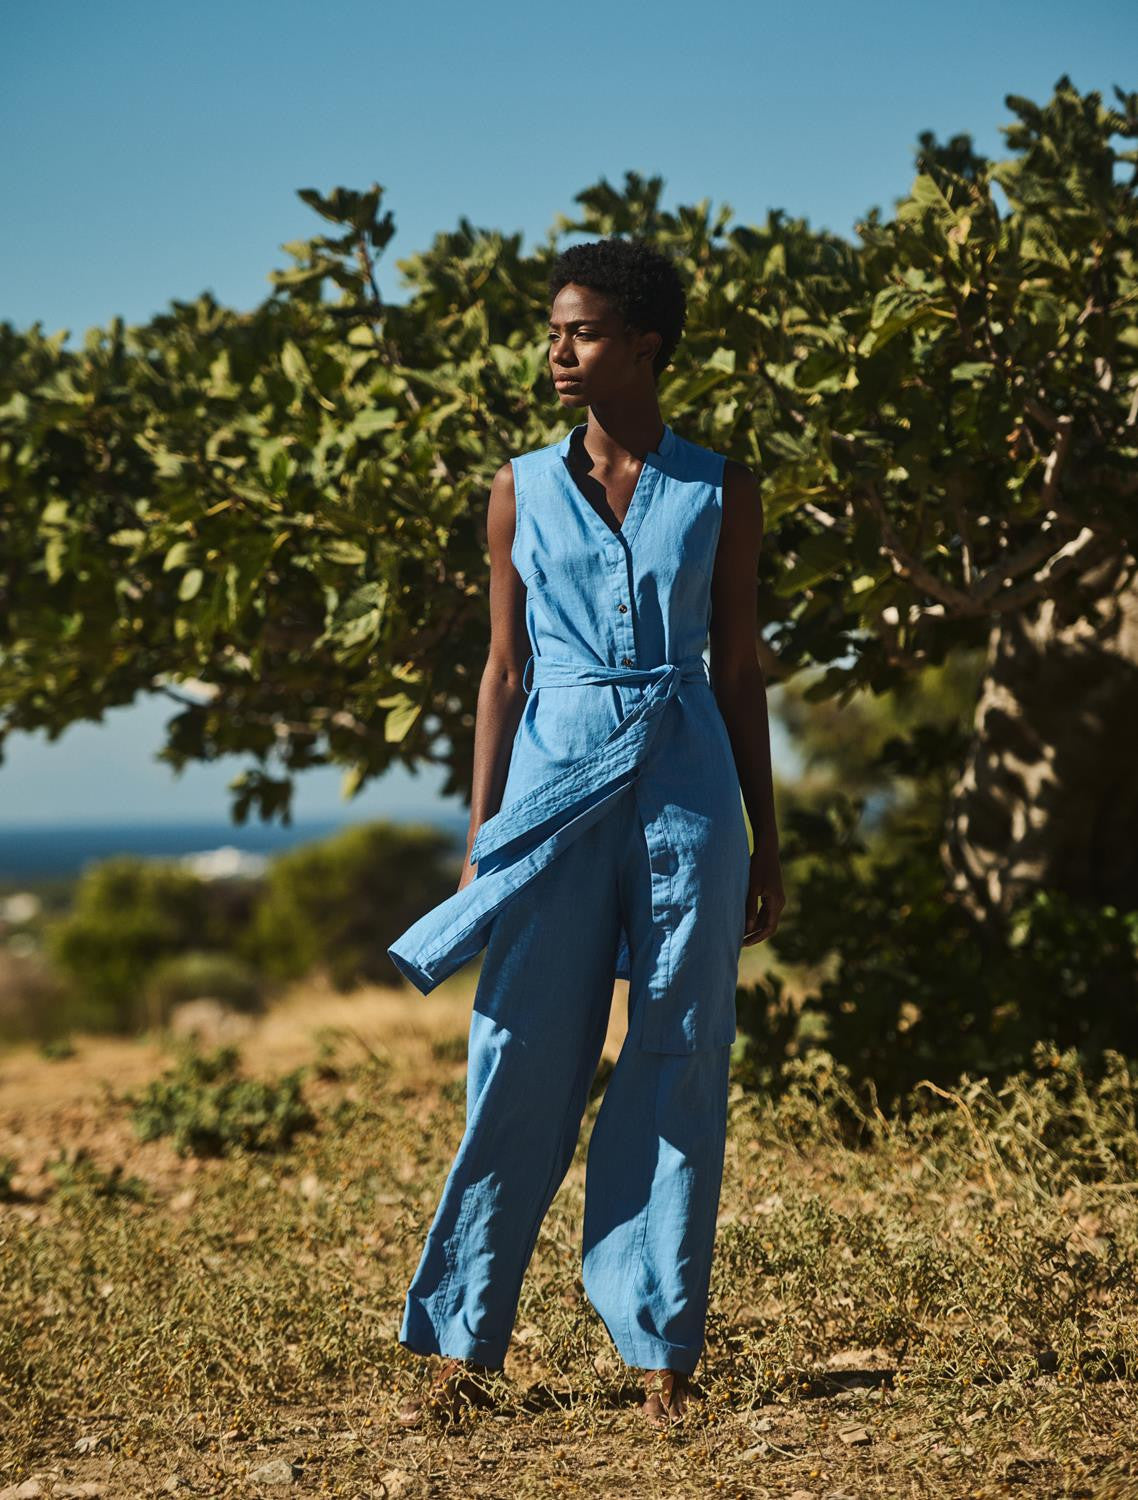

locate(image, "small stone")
(73, 1435), (109, 1455)
(298, 1172), (323, 1201)
(247, 1457), (299, 1486)
(0, 1483), (45, 1500)
(837, 1421), (872, 1445)
(378, 1470), (417, 1498)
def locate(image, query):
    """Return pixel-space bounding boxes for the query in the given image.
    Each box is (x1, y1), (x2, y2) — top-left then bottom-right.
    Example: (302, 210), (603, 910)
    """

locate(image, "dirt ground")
(2, 972), (1137, 1499)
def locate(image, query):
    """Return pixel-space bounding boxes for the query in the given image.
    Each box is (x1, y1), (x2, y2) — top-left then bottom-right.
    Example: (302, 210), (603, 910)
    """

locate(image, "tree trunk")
(942, 552), (1138, 923)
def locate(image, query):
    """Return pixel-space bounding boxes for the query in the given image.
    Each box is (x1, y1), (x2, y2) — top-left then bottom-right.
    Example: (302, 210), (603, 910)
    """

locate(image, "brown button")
(617, 602), (628, 612)
(621, 656), (633, 666)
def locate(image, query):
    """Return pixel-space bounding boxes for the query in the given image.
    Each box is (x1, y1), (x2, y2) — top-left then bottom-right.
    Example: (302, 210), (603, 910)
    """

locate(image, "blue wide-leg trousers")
(398, 788), (732, 1374)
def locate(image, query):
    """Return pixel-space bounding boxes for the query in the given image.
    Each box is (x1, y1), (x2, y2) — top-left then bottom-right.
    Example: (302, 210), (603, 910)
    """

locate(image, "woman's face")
(547, 282), (658, 407)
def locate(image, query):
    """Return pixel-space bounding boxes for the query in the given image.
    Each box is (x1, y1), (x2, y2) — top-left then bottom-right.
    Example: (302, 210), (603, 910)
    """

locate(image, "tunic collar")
(560, 422), (675, 460)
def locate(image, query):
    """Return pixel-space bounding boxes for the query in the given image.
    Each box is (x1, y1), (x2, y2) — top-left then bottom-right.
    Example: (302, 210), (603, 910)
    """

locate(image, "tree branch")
(972, 514), (1069, 602)
(863, 487), (981, 614)
(1037, 412), (1075, 510)
(983, 526), (1105, 614)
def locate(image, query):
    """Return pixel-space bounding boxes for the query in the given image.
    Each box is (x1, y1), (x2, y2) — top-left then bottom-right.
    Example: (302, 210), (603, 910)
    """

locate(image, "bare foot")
(396, 1356), (499, 1428)
(639, 1368), (693, 1426)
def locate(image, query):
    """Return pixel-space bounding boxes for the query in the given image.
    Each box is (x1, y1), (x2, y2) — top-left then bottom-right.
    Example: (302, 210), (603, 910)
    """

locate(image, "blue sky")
(2, 0), (1133, 826)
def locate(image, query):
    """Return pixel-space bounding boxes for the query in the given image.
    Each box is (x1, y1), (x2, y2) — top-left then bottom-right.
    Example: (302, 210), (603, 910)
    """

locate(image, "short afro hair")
(547, 236), (687, 380)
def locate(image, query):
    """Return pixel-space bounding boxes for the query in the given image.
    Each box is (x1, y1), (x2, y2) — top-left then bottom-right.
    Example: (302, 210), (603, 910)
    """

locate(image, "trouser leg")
(581, 1041), (731, 1373)
(581, 796), (733, 1374)
(398, 799), (627, 1368)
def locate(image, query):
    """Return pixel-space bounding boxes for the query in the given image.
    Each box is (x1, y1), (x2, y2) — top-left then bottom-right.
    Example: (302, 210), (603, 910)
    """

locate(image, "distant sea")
(0, 813), (470, 882)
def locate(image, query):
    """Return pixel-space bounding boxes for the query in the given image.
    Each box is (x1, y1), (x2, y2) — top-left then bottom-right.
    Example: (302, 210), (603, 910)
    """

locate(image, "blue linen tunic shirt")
(387, 421), (751, 1053)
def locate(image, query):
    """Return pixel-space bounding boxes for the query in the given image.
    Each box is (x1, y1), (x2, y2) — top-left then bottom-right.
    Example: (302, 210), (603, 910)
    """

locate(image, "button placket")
(612, 549), (636, 669)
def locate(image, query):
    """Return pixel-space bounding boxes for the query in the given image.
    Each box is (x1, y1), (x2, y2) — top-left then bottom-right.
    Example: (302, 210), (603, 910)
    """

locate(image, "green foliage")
(731, 968), (802, 1078)
(45, 857), (215, 1033)
(776, 653), (982, 832)
(144, 949), (263, 1024)
(44, 856), (253, 1034)
(127, 1043), (315, 1158)
(247, 819), (458, 991)
(4, 78), (1138, 1079)
(33, 821), (455, 1039)
(2, 79), (1133, 820)
(37, 1035), (76, 1060)
(47, 1148), (148, 1205)
(742, 792), (1138, 1105)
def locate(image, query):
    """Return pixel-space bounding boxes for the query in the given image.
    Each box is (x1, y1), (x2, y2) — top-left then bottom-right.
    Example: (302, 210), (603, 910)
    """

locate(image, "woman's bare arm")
(457, 461), (532, 891)
(708, 458), (785, 942)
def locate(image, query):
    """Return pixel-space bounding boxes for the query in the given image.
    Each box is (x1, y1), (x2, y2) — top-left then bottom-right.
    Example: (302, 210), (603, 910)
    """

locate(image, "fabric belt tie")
(468, 653), (710, 867)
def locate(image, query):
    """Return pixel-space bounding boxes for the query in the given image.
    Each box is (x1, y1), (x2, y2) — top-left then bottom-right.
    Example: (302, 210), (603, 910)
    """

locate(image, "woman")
(389, 236), (784, 1428)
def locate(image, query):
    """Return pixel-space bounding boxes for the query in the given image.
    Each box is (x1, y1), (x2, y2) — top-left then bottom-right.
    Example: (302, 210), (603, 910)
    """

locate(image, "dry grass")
(2, 971), (1137, 1498)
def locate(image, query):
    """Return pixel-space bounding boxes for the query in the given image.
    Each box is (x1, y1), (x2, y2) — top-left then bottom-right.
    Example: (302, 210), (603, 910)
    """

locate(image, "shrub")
(47, 1148), (148, 1204)
(38, 820), (458, 1038)
(44, 857), (252, 1034)
(247, 820), (459, 991)
(127, 1043), (316, 1158)
(747, 793), (1138, 1105)
(144, 950), (264, 1026)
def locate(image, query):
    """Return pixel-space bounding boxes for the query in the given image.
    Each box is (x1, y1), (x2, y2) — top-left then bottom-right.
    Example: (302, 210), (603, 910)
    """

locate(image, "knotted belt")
(468, 653), (710, 867)
(387, 651), (712, 996)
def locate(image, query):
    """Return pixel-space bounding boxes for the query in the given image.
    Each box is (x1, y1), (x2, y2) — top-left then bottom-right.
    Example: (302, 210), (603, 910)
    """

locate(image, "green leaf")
(281, 340), (313, 388)
(347, 407), (399, 440)
(328, 580), (389, 656)
(322, 539), (367, 566)
(179, 569), (204, 601)
(775, 531), (851, 595)
(381, 693), (421, 744)
(44, 534), (67, 584)
(950, 361), (994, 382)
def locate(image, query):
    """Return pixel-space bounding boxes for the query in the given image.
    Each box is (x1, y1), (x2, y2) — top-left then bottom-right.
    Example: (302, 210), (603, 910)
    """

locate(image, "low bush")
(44, 857), (251, 1034)
(144, 949), (264, 1025)
(126, 1043), (316, 1158)
(246, 820), (459, 992)
(739, 794), (1138, 1104)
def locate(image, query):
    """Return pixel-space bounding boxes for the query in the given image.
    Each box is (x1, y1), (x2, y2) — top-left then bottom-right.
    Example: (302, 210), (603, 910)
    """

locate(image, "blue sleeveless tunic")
(387, 421), (751, 1053)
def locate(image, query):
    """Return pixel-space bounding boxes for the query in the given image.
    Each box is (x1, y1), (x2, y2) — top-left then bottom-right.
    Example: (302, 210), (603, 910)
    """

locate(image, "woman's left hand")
(742, 844), (785, 945)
